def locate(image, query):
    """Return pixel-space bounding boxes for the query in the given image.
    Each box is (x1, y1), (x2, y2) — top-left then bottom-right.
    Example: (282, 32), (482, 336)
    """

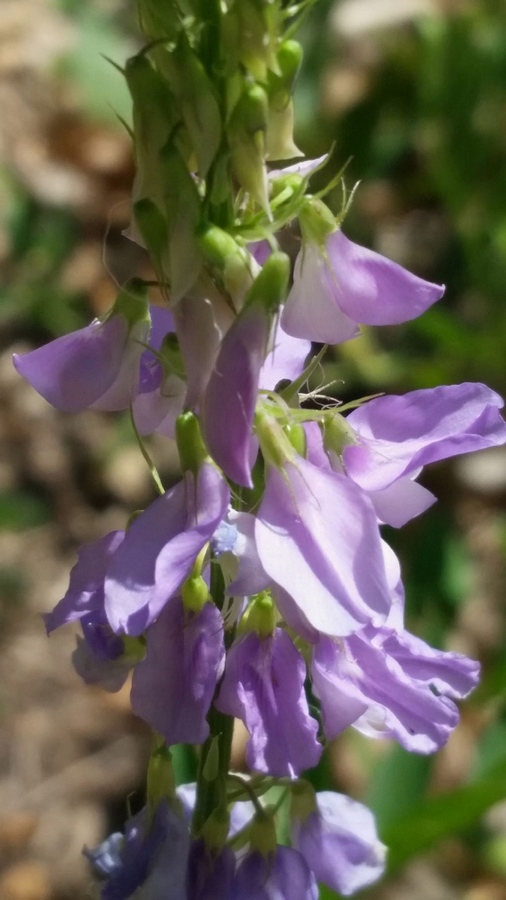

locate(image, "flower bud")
(197, 224), (256, 307)
(228, 82), (269, 212)
(266, 40), (304, 161)
(241, 591), (276, 638)
(236, 0), (279, 81)
(182, 575), (210, 614)
(176, 411), (209, 473)
(155, 34), (222, 177)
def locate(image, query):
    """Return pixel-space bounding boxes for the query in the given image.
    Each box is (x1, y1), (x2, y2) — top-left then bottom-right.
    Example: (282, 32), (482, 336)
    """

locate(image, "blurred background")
(1, 0), (506, 897)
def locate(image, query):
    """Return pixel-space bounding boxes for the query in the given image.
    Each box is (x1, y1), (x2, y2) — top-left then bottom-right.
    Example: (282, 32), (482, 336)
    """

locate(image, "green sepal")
(109, 278), (150, 329)
(133, 198), (169, 287)
(321, 411), (358, 456)
(289, 779), (318, 822)
(299, 197), (338, 247)
(244, 251), (290, 316)
(147, 739), (177, 811)
(249, 811), (278, 856)
(283, 421), (307, 457)
(255, 406), (297, 470)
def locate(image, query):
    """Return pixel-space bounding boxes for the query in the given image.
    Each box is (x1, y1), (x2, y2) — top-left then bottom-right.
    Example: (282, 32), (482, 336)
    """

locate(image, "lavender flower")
(86, 802), (189, 900)
(14, 284), (150, 412)
(310, 627), (479, 753)
(216, 628), (321, 777)
(130, 596), (225, 744)
(255, 450), (392, 636)
(233, 846), (318, 900)
(187, 840), (236, 900)
(104, 461), (229, 635)
(282, 228), (444, 344)
(291, 789), (387, 896)
(44, 530), (125, 634)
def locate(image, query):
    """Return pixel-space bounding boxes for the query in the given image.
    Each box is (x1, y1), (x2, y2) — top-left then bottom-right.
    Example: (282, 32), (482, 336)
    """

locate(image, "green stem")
(191, 703), (235, 836)
(191, 554), (236, 836)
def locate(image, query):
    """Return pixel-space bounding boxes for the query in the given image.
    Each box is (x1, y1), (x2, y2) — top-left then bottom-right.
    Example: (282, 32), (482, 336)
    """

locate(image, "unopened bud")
(176, 411), (208, 473)
(228, 82), (269, 212)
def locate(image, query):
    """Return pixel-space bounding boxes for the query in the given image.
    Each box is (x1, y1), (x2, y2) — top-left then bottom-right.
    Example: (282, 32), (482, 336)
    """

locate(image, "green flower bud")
(197, 224), (255, 306)
(176, 411), (208, 473)
(126, 54), (181, 199)
(266, 41), (304, 161)
(136, 0), (181, 41)
(154, 34), (222, 177)
(157, 143), (202, 303)
(236, 0), (279, 81)
(241, 591), (276, 638)
(228, 82), (269, 212)
(182, 574), (210, 613)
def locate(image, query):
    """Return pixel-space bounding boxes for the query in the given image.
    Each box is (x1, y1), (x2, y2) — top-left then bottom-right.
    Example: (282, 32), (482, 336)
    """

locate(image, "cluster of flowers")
(14, 0), (506, 897)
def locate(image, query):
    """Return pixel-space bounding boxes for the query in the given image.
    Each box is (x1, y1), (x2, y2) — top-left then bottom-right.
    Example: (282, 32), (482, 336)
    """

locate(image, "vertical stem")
(191, 554), (236, 835)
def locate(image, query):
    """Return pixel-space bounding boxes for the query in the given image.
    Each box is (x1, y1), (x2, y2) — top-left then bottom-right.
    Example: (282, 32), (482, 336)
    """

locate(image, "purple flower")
(255, 456), (392, 636)
(216, 628), (321, 777)
(104, 462), (230, 635)
(281, 229), (444, 344)
(291, 791), (386, 896)
(258, 323), (310, 393)
(72, 628), (134, 693)
(44, 531), (125, 634)
(233, 846), (318, 900)
(86, 802), (189, 900)
(133, 371), (186, 438)
(131, 596), (225, 745)
(310, 626), (479, 753)
(187, 840), (236, 900)
(202, 298), (267, 486)
(173, 292), (234, 410)
(344, 382), (506, 493)
(14, 302), (150, 412)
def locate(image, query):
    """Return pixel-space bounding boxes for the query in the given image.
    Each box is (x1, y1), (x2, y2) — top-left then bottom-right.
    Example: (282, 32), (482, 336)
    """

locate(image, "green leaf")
(382, 755), (506, 872)
(366, 744), (432, 829)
